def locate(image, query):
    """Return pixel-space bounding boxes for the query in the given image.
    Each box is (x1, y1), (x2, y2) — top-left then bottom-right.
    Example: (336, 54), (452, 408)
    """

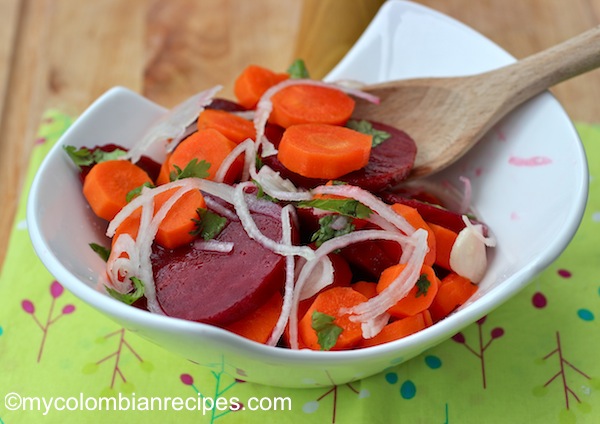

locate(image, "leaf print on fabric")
(180, 357), (242, 423)
(452, 316), (504, 389)
(534, 331), (592, 412)
(83, 328), (151, 393)
(21, 280), (76, 362)
(303, 378), (369, 424)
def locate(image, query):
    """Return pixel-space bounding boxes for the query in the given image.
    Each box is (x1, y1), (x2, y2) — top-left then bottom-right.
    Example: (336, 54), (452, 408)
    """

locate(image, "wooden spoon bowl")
(354, 26), (600, 179)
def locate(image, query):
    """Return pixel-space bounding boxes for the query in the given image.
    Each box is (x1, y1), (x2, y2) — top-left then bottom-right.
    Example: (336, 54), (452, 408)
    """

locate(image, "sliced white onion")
(106, 233), (138, 293)
(231, 110), (255, 120)
(126, 86), (222, 163)
(287, 229), (414, 349)
(232, 182), (315, 260)
(196, 179), (236, 204)
(252, 165), (311, 202)
(193, 240), (234, 253)
(214, 138), (254, 183)
(344, 228), (428, 336)
(105, 179), (204, 315)
(362, 311), (391, 339)
(266, 204), (296, 346)
(298, 255), (334, 301)
(107, 179), (202, 238)
(203, 196), (238, 222)
(312, 184), (415, 235)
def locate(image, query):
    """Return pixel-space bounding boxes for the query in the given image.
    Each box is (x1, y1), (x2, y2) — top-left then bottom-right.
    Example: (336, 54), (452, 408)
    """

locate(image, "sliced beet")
(261, 121), (416, 192)
(378, 192), (489, 235)
(206, 97), (247, 112)
(340, 239), (402, 281)
(151, 200), (290, 326)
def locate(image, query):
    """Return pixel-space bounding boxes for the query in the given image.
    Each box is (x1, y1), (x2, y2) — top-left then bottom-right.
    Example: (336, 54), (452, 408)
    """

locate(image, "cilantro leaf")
(126, 182), (155, 203)
(191, 208), (227, 240)
(298, 198), (372, 219)
(64, 145), (94, 167)
(105, 277), (145, 305)
(63, 145), (127, 168)
(93, 148), (128, 162)
(252, 180), (276, 202)
(311, 311), (343, 351)
(415, 274), (431, 297)
(311, 215), (355, 247)
(346, 119), (391, 148)
(287, 59), (310, 79)
(169, 158), (211, 181)
(89, 242), (110, 262)
(255, 154), (264, 171)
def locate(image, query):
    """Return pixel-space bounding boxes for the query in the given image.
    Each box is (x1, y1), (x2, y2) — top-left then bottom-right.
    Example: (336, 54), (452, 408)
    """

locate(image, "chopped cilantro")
(169, 158), (210, 181)
(253, 180), (277, 202)
(255, 154), (264, 171)
(311, 215), (355, 247)
(311, 311), (343, 351)
(191, 208), (227, 240)
(126, 182), (155, 203)
(415, 274), (431, 297)
(63, 145), (127, 168)
(287, 59), (310, 79)
(89, 242), (110, 262)
(298, 198), (372, 219)
(346, 119), (391, 147)
(105, 277), (145, 305)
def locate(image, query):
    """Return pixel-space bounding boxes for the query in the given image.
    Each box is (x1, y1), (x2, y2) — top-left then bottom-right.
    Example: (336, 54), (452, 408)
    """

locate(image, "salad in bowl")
(27, 0), (587, 387)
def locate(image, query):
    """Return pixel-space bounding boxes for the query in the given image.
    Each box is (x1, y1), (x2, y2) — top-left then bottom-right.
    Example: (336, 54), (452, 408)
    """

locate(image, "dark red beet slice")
(151, 202), (289, 326)
(261, 121), (416, 192)
(329, 253), (352, 287)
(206, 97), (247, 112)
(340, 239), (402, 281)
(379, 192), (489, 235)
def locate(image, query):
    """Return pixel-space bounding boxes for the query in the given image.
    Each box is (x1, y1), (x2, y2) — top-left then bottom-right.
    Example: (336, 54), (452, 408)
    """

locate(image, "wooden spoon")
(353, 26), (600, 179)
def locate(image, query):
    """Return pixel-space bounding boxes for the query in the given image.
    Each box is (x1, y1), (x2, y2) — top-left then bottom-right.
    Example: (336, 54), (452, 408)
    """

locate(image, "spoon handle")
(489, 25), (600, 110)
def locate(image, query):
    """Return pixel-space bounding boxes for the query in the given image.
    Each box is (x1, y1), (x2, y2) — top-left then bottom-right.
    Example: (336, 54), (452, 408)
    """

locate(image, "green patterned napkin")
(1, 111), (599, 423)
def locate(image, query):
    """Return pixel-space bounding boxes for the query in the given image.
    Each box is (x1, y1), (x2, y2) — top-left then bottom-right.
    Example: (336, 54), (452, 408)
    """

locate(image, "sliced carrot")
(429, 272), (477, 322)
(299, 286), (367, 350)
(224, 291), (283, 344)
(392, 203), (436, 266)
(154, 188), (206, 249)
(197, 109), (256, 144)
(428, 222), (458, 270)
(277, 123), (372, 179)
(352, 281), (378, 299)
(358, 310), (432, 348)
(83, 160), (153, 221)
(376, 264), (440, 318)
(111, 187), (206, 250)
(155, 153), (172, 186)
(112, 210), (141, 245)
(293, 252), (352, 331)
(269, 84), (355, 128)
(110, 209), (142, 264)
(169, 128), (240, 181)
(233, 64), (289, 109)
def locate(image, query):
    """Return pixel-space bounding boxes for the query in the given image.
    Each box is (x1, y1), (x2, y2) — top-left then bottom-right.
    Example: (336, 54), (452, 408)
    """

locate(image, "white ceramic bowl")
(27, 0), (588, 387)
